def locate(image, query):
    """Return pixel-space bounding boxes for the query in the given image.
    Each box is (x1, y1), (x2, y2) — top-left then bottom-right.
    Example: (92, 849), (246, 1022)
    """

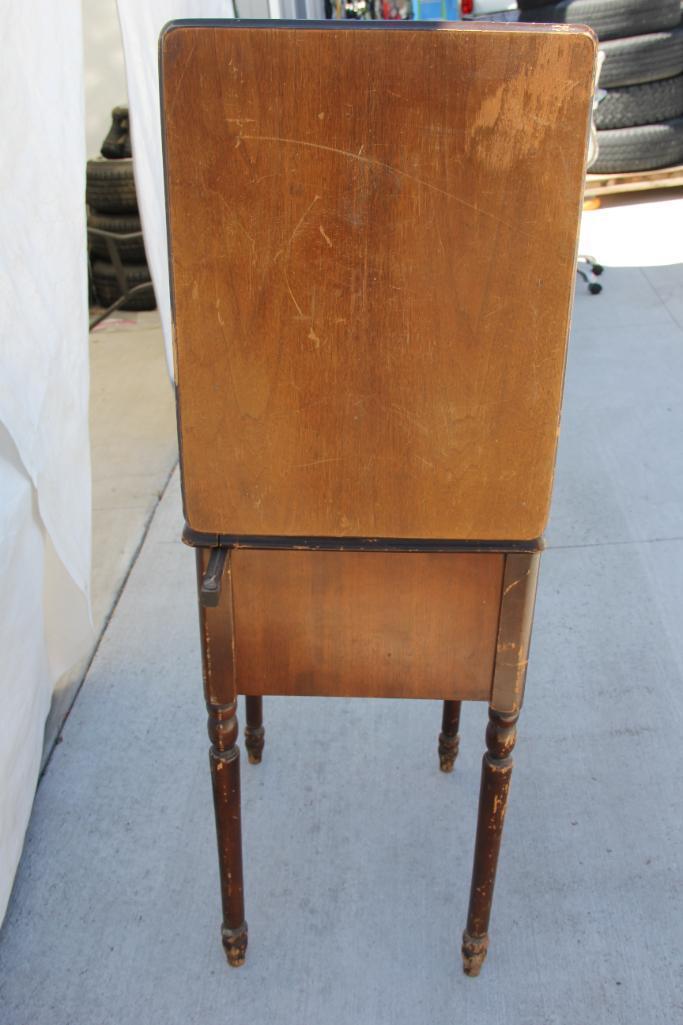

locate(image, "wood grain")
(162, 21), (595, 541)
(195, 548), (248, 967)
(490, 551), (540, 714)
(462, 707), (519, 977)
(231, 549), (503, 700)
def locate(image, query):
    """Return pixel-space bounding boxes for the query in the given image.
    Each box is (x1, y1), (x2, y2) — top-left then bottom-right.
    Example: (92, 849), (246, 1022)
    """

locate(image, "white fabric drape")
(0, 1), (92, 922)
(116, 0), (236, 376)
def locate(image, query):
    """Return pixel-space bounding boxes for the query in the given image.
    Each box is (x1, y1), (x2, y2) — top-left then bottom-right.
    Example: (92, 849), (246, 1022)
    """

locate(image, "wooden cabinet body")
(164, 19), (595, 542)
(161, 19), (595, 975)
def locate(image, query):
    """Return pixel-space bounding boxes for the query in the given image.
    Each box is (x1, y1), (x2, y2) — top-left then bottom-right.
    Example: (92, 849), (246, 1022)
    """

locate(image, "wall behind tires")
(82, 0), (129, 159)
(82, 0), (272, 161)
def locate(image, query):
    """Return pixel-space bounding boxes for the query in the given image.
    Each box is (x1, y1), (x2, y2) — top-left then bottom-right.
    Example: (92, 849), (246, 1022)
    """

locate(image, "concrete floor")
(1, 237), (682, 1021)
(88, 311), (176, 634)
(44, 311), (177, 759)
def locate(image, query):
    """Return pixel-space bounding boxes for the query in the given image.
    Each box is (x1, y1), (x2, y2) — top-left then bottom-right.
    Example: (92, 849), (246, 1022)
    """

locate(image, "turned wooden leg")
(462, 707), (518, 977)
(244, 695), (265, 764)
(438, 699), (461, 772)
(196, 548), (248, 967)
(209, 700), (247, 966)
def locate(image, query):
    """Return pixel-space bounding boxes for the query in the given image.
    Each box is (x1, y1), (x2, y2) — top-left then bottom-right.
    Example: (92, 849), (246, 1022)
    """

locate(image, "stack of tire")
(518, 0), (683, 174)
(86, 106), (156, 311)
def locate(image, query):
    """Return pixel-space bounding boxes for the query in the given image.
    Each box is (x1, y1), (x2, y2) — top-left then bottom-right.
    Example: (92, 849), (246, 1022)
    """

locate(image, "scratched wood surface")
(231, 549), (503, 700)
(161, 21), (596, 540)
(490, 551), (540, 714)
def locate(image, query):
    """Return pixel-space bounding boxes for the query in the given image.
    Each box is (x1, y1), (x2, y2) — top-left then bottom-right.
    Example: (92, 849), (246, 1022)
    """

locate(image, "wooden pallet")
(585, 164), (683, 199)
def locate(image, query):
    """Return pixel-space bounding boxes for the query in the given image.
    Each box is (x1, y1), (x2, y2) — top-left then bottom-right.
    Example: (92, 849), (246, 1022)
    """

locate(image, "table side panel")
(232, 549), (504, 700)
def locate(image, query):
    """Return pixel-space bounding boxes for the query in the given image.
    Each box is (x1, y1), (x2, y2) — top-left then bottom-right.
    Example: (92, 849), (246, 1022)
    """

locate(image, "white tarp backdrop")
(0, 0), (242, 928)
(0, 1), (92, 923)
(116, 0), (236, 376)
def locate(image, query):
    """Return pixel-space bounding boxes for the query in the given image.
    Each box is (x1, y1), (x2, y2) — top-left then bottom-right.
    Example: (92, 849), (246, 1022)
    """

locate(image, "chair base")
(195, 547), (538, 978)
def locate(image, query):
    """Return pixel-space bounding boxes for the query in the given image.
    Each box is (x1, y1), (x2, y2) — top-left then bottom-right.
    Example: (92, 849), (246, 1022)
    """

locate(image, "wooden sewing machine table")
(160, 19), (595, 976)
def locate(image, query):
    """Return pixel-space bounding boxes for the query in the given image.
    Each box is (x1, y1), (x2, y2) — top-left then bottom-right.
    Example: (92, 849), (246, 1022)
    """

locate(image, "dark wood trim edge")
(182, 524), (544, 554)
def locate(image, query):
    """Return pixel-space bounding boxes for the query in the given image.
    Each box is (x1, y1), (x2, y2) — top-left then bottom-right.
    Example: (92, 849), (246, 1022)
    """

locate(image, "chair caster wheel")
(589, 282), (602, 295)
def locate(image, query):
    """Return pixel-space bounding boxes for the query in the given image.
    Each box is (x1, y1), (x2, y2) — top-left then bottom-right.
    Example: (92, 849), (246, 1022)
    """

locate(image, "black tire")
(86, 158), (137, 214)
(600, 25), (683, 88)
(87, 212), (146, 262)
(91, 259), (156, 311)
(589, 116), (683, 172)
(595, 74), (683, 129)
(518, 0), (681, 41)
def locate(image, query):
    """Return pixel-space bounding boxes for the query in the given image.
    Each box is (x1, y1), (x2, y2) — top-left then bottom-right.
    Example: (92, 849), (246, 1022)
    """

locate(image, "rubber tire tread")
(589, 116), (683, 173)
(599, 25), (683, 88)
(595, 74), (683, 129)
(518, 0), (681, 41)
(86, 158), (138, 214)
(87, 212), (145, 261)
(91, 259), (156, 311)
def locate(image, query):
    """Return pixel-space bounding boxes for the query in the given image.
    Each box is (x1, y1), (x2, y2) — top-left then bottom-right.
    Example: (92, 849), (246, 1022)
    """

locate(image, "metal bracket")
(200, 547), (228, 607)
